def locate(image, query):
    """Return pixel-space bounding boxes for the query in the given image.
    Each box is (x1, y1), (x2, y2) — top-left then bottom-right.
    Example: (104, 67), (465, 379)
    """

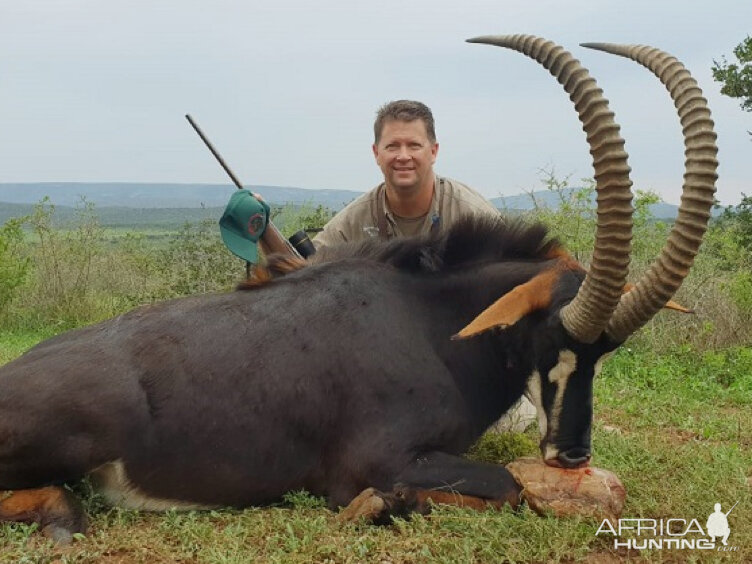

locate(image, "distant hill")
(0, 182), (720, 223)
(0, 201), (223, 229)
(0, 183), (362, 210)
(490, 189), (720, 219)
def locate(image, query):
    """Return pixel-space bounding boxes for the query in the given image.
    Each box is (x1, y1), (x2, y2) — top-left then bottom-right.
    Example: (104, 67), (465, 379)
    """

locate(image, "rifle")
(725, 501), (739, 516)
(185, 114), (302, 260)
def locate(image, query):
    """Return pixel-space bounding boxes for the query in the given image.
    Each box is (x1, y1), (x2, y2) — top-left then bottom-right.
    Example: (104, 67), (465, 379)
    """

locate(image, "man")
(707, 503), (731, 546)
(313, 100), (536, 433)
(313, 100), (499, 249)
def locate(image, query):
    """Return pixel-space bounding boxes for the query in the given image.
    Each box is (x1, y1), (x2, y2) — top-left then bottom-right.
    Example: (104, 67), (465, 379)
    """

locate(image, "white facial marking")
(91, 461), (218, 511)
(525, 370), (548, 438)
(548, 349), (577, 384)
(546, 349), (578, 449)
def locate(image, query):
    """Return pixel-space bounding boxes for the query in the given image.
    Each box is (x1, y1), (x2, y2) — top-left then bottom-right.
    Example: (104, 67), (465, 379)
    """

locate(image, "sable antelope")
(0, 35), (717, 542)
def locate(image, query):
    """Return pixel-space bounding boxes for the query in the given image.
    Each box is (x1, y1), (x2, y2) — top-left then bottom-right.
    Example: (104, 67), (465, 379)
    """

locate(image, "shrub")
(157, 218), (242, 297)
(1, 198), (337, 333)
(2, 186), (749, 352)
(271, 203), (334, 238)
(521, 170), (595, 261)
(0, 216), (30, 315)
(20, 198), (110, 327)
(523, 171), (751, 351)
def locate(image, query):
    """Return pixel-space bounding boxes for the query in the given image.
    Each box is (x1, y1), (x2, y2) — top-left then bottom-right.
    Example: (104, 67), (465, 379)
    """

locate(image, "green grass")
(0, 336), (750, 563)
(0, 328), (59, 365)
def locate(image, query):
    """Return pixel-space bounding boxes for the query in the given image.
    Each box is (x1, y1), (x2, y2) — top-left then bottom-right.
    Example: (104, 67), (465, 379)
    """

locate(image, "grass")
(0, 328), (59, 365)
(2, 188), (749, 559)
(0, 333), (749, 563)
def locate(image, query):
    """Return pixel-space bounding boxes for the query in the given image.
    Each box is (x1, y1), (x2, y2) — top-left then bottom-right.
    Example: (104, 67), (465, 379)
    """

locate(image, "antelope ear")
(453, 268), (559, 339)
(622, 283), (693, 314)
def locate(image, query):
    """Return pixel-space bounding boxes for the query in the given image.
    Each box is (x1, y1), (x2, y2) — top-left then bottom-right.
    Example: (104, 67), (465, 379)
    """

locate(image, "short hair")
(374, 100), (436, 144)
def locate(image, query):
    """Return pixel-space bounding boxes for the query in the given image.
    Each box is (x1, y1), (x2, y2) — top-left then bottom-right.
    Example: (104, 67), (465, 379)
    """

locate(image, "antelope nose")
(557, 447), (591, 468)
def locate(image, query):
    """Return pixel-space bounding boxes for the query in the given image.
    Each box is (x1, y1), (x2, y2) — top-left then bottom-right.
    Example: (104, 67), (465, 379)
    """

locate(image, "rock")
(506, 457), (625, 520)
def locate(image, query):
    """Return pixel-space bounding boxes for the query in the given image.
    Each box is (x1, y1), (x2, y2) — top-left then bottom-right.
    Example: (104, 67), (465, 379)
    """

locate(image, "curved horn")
(467, 34), (634, 343)
(581, 43), (718, 342)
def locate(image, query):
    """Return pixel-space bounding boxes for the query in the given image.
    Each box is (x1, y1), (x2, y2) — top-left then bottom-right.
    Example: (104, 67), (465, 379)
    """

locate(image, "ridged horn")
(581, 43), (718, 342)
(467, 34), (634, 343)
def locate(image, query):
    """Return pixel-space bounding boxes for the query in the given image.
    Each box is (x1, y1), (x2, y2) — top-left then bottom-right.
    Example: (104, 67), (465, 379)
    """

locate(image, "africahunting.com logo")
(596, 502), (739, 552)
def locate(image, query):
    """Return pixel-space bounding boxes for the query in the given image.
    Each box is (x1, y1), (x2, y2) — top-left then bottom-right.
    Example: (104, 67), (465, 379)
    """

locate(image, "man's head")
(372, 100), (439, 200)
(373, 100), (436, 144)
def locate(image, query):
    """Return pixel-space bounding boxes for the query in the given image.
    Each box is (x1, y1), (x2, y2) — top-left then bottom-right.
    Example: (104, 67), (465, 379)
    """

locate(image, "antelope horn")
(467, 34), (634, 343)
(581, 43), (718, 342)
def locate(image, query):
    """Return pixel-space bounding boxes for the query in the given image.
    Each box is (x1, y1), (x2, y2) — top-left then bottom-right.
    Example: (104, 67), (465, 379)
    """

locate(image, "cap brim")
(220, 225), (260, 263)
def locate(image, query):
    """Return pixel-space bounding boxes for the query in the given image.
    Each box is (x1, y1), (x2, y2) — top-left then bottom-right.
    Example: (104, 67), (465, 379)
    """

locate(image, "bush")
(520, 170), (595, 261)
(1, 199), (336, 332)
(519, 170), (667, 267)
(728, 271), (752, 313)
(271, 203), (334, 238)
(156, 218), (242, 297)
(2, 186), (749, 352)
(522, 170), (751, 351)
(19, 198), (110, 327)
(0, 216), (30, 315)
(713, 193), (752, 256)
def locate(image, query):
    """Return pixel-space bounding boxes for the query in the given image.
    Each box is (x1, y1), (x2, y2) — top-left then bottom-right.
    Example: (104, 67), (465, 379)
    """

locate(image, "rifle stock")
(259, 221), (299, 256)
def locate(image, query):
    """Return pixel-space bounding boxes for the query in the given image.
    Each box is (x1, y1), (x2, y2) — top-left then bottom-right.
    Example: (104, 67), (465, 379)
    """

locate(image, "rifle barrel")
(185, 114), (244, 190)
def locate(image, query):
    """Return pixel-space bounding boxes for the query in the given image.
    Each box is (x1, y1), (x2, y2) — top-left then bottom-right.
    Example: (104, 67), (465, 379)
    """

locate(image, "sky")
(0, 1), (750, 205)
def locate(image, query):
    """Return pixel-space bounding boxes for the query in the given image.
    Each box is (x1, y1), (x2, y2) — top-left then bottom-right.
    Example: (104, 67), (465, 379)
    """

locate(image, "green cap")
(219, 189), (270, 264)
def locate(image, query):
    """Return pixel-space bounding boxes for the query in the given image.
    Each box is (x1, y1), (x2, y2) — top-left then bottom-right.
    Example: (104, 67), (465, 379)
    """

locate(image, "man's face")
(373, 119), (439, 195)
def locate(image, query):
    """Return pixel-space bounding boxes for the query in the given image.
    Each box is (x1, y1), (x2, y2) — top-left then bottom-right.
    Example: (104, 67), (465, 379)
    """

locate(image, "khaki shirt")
(313, 176), (500, 250)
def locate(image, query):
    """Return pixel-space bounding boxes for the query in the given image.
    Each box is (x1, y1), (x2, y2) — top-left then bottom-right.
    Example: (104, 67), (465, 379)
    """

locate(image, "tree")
(712, 36), (752, 116)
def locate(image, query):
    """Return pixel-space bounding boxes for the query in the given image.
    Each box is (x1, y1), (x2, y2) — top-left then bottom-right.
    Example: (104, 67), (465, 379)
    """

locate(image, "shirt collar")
(381, 175), (443, 219)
